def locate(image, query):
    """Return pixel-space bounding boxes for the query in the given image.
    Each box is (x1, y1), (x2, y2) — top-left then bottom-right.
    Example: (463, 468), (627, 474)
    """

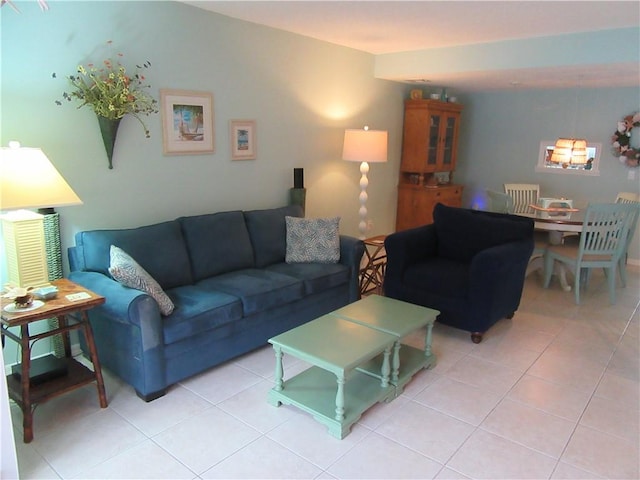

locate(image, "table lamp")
(0, 141), (82, 288)
(342, 126), (388, 239)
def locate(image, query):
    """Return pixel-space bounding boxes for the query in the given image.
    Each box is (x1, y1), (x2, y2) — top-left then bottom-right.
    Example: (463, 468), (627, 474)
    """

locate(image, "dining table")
(521, 207), (585, 292)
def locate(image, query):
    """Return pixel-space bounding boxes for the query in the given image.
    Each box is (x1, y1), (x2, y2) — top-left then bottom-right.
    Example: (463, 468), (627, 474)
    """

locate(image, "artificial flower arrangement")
(56, 41), (158, 136)
(611, 111), (640, 168)
(55, 41), (159, 168)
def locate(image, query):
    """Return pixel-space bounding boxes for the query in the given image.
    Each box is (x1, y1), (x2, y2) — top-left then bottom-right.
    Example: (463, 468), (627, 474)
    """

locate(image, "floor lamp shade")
(342, 129), (388, 164)
(342, 128), (388, 238)
(1, 141), (82, 287)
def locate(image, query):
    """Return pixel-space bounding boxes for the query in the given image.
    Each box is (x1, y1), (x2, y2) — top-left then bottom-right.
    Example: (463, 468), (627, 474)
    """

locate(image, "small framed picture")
(160, 89), (214, 155)
(230, 120), (257, 160)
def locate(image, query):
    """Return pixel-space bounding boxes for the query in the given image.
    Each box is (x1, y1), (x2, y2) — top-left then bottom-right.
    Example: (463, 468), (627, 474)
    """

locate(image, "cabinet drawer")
(395, 185), (464, 231)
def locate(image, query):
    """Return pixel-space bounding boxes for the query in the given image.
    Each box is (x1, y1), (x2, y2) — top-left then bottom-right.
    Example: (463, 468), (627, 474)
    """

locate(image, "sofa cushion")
(285, 216), (340, 263)
(179, 211), (254, 281)
(162, 286), (243, 345)
(433, 203), (533, 262)
(266, 262), (349, 295)
(108, 246), (175, 316)
(244, 205), (303, 267)
(197, 269), (304, 315)
(75, 221), (192, 289)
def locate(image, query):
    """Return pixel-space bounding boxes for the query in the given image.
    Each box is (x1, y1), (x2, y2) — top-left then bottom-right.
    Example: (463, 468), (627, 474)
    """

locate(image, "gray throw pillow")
(108, 245), (175, 316)
(285, 216), (340, 264)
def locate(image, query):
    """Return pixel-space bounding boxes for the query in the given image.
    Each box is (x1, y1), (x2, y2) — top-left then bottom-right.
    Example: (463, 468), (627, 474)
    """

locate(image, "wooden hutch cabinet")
(396, 99), (464, 231)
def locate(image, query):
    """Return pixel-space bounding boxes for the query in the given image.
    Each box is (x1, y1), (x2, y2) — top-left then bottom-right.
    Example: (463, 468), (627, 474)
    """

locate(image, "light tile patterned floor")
(9, 266), (640, 479)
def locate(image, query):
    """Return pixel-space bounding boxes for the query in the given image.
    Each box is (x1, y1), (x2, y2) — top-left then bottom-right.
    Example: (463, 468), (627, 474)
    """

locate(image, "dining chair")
(487, 189), (547, 277)
(615, 192), (640, 286)
(616, 192), (640, 204)
(504, 183), (540, 214)
(486, 189), (514, 214)
(543, 203), (637, 305)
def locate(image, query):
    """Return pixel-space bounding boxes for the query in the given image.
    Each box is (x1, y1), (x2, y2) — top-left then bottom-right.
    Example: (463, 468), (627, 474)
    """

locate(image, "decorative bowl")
(33, 286), (59, 301)
(13, 294), (34, 308)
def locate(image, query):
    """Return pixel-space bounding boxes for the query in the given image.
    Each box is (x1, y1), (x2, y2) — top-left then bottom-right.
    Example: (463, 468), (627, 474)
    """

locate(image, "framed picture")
(230, 120), (257, 160)
(160, 89), (214, 155)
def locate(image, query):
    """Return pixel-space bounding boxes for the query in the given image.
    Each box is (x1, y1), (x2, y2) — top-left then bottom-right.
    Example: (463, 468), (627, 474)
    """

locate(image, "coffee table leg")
(391, 341), (400, 384)
(273, 347), (284, 391)
(381, 345), (391, 388)
(424, 321), (437, 369)
(335, 375), (345, 421)
(425, 322), (433, 357)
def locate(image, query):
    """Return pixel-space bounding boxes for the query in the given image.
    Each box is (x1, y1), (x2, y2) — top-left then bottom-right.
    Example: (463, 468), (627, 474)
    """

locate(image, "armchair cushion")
(434, 203), (534, 262)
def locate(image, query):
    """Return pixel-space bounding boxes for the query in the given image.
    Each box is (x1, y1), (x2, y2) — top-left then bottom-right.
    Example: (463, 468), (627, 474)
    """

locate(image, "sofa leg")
(136, 389), (166, 402)
(470, 332), (483, 344)
(506, 311), (515, 319)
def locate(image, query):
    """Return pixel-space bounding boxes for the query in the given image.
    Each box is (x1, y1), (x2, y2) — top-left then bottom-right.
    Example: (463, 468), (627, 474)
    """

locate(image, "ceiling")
(182, 1), (640, 90)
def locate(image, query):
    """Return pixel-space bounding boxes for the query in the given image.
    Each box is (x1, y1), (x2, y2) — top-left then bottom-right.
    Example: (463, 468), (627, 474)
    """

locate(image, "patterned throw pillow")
(285, 216), (340, 264)
(108, 245), (175, 316)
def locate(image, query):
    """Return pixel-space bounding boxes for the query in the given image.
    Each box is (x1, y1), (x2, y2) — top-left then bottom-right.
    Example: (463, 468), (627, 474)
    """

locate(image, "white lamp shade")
(0, 142), (82, 211)
(342, 129), (388, 164)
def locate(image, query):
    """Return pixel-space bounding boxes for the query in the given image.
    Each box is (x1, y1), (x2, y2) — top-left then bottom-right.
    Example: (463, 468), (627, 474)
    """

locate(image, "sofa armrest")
(68, 270), (166, 398)
(339, 235), (365, 301)
(384, 225), (438, 288)
(68, 271), (160, 327)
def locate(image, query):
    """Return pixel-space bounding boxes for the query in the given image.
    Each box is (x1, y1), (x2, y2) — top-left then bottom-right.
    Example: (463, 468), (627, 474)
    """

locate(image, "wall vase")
(97, 115), (122, 169)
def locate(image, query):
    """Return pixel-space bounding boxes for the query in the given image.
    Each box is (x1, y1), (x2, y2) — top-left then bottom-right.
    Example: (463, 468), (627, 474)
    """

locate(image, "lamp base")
(1, 210), (49, 288)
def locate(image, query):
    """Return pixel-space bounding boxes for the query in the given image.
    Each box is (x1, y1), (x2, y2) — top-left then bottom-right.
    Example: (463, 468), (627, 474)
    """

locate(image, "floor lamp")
(342, 127), (388, 239)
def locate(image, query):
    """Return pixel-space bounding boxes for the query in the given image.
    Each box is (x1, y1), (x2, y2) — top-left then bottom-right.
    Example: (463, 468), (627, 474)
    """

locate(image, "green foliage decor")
(55, 41), (158, 138)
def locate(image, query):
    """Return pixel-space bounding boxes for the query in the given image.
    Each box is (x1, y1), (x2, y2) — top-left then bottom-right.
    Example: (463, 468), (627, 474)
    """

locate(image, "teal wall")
(454, 87), (640, 261)
(0, 1), (405, 363)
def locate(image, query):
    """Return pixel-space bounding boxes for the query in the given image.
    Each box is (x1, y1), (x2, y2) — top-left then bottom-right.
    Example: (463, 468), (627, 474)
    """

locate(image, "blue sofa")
(384, 203), (534, 343)
(68, 205), (364, 401)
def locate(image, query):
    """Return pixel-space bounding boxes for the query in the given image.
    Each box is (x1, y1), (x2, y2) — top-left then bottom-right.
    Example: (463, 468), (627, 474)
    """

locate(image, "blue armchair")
(384, 203), (535, 343)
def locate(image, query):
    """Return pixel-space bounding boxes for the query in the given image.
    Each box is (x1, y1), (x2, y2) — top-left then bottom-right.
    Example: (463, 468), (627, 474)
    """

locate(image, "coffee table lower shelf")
(357, 344), (437, 394)
(268, 366), (394, 439)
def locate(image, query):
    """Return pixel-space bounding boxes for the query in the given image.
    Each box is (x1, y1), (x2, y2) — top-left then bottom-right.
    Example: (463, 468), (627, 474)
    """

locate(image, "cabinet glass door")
(442, 116), (456, 167)
(427, 114), (440, 166)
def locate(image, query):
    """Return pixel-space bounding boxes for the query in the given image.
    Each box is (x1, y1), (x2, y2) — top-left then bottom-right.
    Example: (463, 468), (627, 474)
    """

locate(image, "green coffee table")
(330, 294), (439, 395)
(268, 314), (396, 439)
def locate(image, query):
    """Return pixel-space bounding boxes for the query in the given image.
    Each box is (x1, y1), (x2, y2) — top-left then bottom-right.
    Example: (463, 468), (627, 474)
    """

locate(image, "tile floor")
(9, 266), (640, 479)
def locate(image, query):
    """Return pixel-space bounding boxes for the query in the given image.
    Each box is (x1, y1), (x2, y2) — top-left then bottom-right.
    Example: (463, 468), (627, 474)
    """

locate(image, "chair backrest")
(615, 192), (640, 204)
(614, 192), (640, 251)
(486, 189), (515, 214)
(504, 183), (540, 214)
(577, 203), (638, 263)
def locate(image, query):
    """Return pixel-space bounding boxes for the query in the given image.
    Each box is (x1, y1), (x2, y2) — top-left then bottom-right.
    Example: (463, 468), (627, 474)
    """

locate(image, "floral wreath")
(611, 111), (640, 168)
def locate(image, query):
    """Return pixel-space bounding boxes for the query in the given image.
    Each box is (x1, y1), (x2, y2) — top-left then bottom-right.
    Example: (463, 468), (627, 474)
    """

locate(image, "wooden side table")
(359, 235), (388, 297)
(1, 279), (107, 443)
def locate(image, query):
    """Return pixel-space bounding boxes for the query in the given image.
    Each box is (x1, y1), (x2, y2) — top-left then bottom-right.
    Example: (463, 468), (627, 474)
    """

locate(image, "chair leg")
(607, 266), (618, 305)
(574, 267), (581, 305)
(618, 256), (628, 287)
